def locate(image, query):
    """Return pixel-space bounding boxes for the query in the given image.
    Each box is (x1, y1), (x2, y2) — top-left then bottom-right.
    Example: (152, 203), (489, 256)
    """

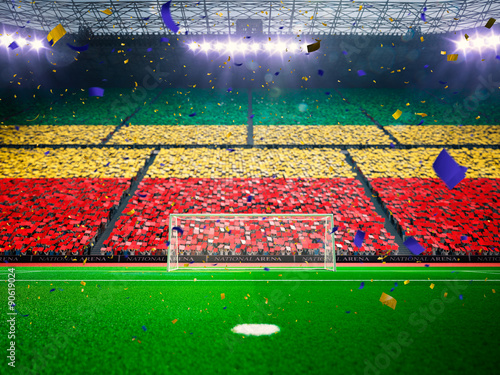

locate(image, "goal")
(167, 214), (336, 271)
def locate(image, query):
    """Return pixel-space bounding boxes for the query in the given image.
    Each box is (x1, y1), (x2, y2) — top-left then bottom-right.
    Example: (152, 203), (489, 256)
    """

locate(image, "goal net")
(167, 214), (335, 271)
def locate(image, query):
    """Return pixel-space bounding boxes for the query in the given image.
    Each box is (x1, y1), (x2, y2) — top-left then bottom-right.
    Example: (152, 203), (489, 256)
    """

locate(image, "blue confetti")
(390, 288), (395, 292)
(331, 226), (339, 233)
(142, 326), (147, 331)
(44, 151), (50, 155)
(161, 37), (169, 43)
(247, 195), (253, 202)
(212, 263), (218, 266)
(496, 55), (500, 60)
(275, 72), (279, 76)
(418, 120), (425, 125)
(66, 43), (89, 52)
(235, 63), (243, 66)
(249, 114), (255, 119)
(421, 13), (426, 22)
(264, 267), (270, 271)
(395, 282), (398, 287)
(357, 70), (367, 77)
(318, 69), (324, 76)
(439, 81), (447, 85)
(147, 47), (153, 52)
(189, 261), (195, 264)
(223, 306), (227, 309)
(105, 162), (110, 167)
(160, 163), (165, 166)
(390, 142), (395, 148)
(424, 64), (429, 68)
(425, 264), (430, 267)
(227, 87), (232, 92)
(172, 226), (184, 236)
(279, 26), (284, 29)
(461, 235), (468, 241)
(342, 51), (347, 55)
(50, 288), (55, 292)
(459, 294), (463, 300)
(325, 92), (330, 95)
(227, 148), (235, 152)
(346, 311), (351, 314)
(188, 112), (196, 117)
(15, 126), (19, 131)
(359, 282), (365, 289)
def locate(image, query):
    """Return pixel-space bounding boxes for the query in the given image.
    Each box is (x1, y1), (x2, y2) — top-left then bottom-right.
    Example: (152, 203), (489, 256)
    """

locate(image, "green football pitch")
(2, 266), (500, 375)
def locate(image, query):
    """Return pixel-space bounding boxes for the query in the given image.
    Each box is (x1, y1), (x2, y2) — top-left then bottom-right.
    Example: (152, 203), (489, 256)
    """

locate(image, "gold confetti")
(392, 109), (402, 120)
(379, 292), (397, 310)
(430, 283), (435, 289)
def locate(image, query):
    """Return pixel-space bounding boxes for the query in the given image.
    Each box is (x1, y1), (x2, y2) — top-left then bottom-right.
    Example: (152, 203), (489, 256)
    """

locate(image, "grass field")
(2, 266), (499, 375)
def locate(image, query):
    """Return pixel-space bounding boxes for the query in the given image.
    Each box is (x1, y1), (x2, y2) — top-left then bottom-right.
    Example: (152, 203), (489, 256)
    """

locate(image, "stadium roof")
(1, 0), (498, 36)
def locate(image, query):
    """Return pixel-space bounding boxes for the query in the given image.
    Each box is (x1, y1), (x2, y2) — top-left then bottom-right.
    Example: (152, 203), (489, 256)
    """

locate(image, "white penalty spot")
(231, 324), (280, 336)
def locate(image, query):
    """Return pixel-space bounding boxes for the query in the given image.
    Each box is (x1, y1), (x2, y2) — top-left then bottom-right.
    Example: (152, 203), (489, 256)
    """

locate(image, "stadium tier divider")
(103, 86), (170, 144)
(91, 148), (160, 255)
(344, 149), (409, 255)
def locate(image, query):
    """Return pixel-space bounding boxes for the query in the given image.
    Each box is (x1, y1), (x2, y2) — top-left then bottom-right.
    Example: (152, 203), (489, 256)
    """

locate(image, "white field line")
(8, 268), (500, 274)
(12, 279), (500, 282)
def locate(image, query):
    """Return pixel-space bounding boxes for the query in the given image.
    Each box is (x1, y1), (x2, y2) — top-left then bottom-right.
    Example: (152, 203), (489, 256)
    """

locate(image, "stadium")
(0, 0), (499, 374)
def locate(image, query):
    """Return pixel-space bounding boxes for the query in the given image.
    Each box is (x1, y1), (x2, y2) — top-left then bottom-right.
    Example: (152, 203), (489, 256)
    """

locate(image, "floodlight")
(31, 39), (44, 50)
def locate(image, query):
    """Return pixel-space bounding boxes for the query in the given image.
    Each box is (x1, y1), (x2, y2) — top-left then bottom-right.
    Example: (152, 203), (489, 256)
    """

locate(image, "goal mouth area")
(167, 213), (336, 272)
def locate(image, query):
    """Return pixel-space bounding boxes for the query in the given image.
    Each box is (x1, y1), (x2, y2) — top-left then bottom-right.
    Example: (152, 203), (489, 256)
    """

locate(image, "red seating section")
(104, 178), (397, 255)
(370, 178), (500, 255)
(0, 178), (130, 255)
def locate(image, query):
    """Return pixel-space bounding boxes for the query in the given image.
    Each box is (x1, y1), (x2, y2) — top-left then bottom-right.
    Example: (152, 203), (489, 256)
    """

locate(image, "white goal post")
(167, 214), (336, 272)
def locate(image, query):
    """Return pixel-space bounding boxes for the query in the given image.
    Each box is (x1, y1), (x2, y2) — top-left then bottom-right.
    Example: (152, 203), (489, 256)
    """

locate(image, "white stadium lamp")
(250, 43), (260, 52)
(30, 39), (44, 50)
(287, 42), (298, 52)
(200, 42), (211, 52)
